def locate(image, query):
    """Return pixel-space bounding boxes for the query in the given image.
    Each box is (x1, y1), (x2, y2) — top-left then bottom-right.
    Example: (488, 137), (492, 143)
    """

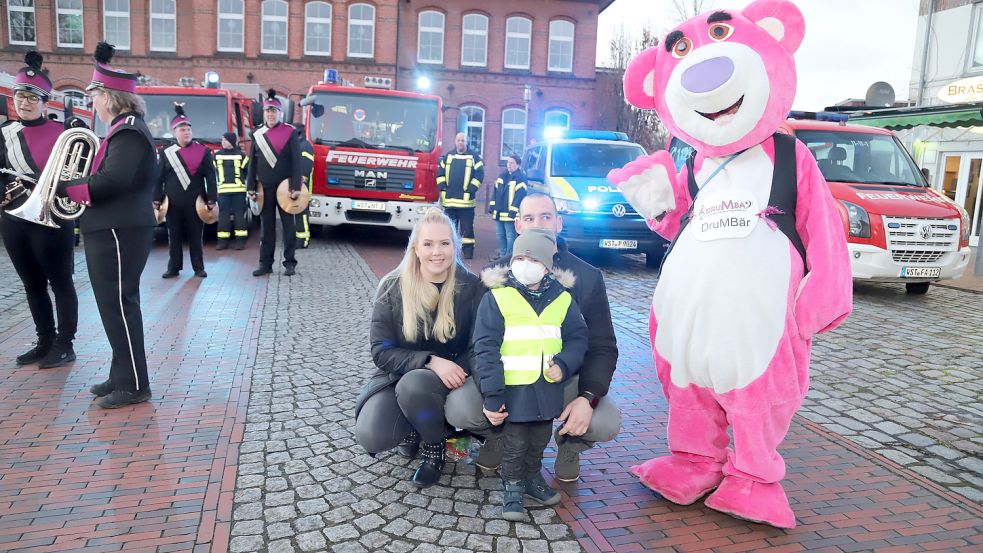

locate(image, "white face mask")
(511, 259), (547, 286)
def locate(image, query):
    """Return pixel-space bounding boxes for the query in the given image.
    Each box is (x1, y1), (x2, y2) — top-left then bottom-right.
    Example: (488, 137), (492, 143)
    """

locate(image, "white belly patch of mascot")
(606, 0), (853, 529)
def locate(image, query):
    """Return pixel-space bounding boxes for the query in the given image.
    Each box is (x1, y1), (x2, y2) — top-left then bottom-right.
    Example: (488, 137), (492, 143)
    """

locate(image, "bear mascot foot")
(630, 455), (724, 505)
(704, 476), (796, 529)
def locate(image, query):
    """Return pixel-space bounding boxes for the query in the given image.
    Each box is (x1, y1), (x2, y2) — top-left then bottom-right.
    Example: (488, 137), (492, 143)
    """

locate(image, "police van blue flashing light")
(583, 198), (601, 211)
(205, 71), (220, 88)
(546, 129), (631, 142)
(788, 110), (849, 123)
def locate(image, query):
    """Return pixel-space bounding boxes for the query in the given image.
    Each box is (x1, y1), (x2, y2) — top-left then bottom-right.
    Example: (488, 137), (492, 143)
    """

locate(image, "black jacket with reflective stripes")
(437, 149), (484, 208)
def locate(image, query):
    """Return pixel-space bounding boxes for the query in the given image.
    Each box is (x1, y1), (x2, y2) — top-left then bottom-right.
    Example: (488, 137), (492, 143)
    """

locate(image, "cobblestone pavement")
(230, 241), (584, 553)
(601, 252), (983, 503)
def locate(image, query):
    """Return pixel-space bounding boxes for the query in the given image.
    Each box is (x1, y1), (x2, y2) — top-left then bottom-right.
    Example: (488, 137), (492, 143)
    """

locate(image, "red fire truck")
(300, 77), (442, 230)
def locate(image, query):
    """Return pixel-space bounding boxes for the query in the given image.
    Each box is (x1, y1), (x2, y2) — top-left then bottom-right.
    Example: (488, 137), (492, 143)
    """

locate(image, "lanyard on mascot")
(699, 151), (743, 190)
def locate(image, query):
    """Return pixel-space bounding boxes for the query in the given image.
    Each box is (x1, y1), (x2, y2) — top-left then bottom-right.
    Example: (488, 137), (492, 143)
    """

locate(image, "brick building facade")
(1, 0), (615, 178)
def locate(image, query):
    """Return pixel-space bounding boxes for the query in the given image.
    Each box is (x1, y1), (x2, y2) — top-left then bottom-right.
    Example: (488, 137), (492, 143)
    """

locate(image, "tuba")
(7, 127), (99, 228)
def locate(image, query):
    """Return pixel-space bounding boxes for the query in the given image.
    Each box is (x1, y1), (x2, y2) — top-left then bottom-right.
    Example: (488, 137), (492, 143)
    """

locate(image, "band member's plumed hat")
(14, 51), (52, 99)
(170, 103), (191, 129)
(262, 89), (282, 111)
(87, 42), (138, 94)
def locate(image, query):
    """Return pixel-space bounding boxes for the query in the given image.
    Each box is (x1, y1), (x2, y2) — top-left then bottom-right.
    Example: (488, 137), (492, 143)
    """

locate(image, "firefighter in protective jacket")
(437, 132), (484, 259)
(214, 132), (249, 250)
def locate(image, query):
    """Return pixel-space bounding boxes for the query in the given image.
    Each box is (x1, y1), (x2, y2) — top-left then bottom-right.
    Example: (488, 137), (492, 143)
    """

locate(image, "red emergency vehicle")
(300, 77), (442, 230)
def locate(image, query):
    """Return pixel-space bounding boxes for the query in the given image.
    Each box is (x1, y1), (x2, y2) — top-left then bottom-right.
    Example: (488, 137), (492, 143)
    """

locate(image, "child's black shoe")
(523, 472), (560, 505)
(502, 480), (526, 521)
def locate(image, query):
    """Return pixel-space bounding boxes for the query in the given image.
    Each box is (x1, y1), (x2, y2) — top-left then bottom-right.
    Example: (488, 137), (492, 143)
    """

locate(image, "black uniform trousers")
(501, 420), (553, 481)
(165, 202), (204, 272)
(0, 217), (78, 345)
(83, 227), (153, 392)
(217, 193), (248, 242)
(444, 207), (475, 254)
(258, 182), (296, 269)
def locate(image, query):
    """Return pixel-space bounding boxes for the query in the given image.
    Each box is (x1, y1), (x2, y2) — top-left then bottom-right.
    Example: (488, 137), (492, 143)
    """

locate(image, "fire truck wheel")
(905, 282), (930, 295)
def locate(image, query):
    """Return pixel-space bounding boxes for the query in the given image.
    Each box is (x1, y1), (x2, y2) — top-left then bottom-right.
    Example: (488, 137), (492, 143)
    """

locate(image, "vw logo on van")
(919, 224), (932, 240)
(612, 204), (627, 218)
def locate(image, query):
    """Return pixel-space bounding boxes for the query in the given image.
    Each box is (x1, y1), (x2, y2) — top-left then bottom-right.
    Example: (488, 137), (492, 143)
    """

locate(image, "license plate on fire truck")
(900, 267), (941, 278)
(600, 239), (638, 250)
(352, 200), (386, 211)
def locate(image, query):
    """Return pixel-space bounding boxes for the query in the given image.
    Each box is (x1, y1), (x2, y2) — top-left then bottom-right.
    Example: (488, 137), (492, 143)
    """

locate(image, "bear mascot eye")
(672, 37), (694, 59)
(708, 23), (734, 41)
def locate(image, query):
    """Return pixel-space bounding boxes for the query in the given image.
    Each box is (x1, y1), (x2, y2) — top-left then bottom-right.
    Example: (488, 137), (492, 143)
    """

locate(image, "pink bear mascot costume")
(607, 0), (853, 529)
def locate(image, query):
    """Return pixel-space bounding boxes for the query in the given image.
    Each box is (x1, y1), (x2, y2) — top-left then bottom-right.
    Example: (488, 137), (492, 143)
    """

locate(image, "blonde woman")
(354, 208), (485, 487)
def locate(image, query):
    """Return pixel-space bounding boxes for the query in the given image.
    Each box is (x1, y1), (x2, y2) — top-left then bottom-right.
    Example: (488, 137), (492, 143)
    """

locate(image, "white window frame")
(56, 0), (84, 48)
(970, 5), (983, 71)
(261, 0), (288, 54)
(548, 20), (574, 72)
(305, 1), (332, 56)
(505, 16), (532, 70)
(60, 87), (86, 109)
(217, 0), (244, 53)
(544, 109), (571, 130)
(7, 0), (37, 46)
(149, 0), (177, 52)
(461, 13), (488, 67)
(501, 107), (527, 161)
(348, 3), (375, 58)
(461, 105), (485, 158)
(417, 10), (444, 64)
(103, 0), (130, 50)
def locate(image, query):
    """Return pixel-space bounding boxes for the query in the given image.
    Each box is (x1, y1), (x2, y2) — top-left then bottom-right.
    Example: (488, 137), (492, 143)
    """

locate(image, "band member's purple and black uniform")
(59, 42), (158, 407)
(0, 51), (79, 368)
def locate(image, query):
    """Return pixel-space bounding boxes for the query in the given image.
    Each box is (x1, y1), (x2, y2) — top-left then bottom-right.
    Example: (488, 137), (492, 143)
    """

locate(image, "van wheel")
(905, 282), (930, 295)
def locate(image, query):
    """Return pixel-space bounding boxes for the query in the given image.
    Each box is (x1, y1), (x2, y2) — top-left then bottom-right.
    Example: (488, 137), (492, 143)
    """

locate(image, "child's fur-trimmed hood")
(480, 264), (576, 290)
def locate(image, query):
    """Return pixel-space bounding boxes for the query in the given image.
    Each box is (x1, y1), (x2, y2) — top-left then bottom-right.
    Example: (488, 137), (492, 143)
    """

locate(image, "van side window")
(526, 146), (544, 181)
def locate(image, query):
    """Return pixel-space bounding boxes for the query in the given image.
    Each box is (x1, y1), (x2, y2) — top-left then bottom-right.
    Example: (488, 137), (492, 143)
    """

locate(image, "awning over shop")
(849, 103), (983, 130)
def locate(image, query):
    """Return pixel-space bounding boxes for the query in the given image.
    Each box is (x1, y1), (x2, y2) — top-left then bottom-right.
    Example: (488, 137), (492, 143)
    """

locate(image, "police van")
(522, 130), (669, 268)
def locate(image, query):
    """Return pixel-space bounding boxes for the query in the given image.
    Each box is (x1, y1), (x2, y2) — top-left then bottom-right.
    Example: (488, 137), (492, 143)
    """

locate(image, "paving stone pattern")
(231, 242), (584, 553)
(604, 254), (983, 503)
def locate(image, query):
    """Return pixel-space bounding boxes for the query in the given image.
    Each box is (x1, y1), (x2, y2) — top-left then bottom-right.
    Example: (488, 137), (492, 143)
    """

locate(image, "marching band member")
(57, 42), (158, 408)
(437, 132), (484, 259)
(155, 104), (217, 278)
(214, 132), (249, 250)
(0, 51), (79, 369)
(246, 89), (302, 277)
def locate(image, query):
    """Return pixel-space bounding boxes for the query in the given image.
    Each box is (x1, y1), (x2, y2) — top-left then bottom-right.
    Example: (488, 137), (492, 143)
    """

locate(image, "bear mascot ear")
(623, 46), (661, 110)
(741, 0), (805, 54)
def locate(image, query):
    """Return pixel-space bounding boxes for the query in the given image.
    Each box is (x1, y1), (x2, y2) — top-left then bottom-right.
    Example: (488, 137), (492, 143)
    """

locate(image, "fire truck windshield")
(94, 94), (229, 143)
(307, 92), (438, 153)
(550, 143), (647, 178)
(795, 130), (927, 187)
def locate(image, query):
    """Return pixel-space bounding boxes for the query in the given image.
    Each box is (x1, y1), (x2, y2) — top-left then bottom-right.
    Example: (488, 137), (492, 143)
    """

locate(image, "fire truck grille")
(891, 250), (946, 264)
(326, 165), (417, 193)
(883, 216), (959, 253)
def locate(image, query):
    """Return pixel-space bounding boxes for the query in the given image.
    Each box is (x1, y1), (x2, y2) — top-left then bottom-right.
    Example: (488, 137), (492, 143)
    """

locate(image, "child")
(473, 228), (589, 521)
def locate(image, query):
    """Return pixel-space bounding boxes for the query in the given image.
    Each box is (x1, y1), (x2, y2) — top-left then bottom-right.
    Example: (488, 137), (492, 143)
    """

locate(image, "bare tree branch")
(672, 0), (714, 23)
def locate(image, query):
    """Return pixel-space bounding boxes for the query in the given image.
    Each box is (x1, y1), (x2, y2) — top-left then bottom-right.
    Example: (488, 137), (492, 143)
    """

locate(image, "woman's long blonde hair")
(378, 208), (462, 343)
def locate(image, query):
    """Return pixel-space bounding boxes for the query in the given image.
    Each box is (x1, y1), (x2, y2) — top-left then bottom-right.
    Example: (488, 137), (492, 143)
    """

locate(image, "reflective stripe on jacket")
(437, 150), (484, 208)
(492, 286), (571, 386)
(215, 150), (249, 194)
(491, 169), (528, 222)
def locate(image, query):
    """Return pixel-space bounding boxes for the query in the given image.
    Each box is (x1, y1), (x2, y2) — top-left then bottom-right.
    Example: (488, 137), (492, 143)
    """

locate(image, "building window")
(261, 0), (288, 54)
(217, 0), (244, 52)
(60, 88), (86, 109)
(8, 0), (37, 46)
(973, 6), (983, 69)
(348, 3), (375, 58)
(505, 16), (532, 70)
(305, 1), (332, 56)
(461, 13), (488, 67)
(149, 0), (176, 52)
(417, 10), (444, 64)
(548, 20), (574, 72)
(501, 107), (527, 160)
(56, 0), (84, 48)
(544, 109), (570, 130)
(104, 0), (130, 50)
(461, 105), (485, 157)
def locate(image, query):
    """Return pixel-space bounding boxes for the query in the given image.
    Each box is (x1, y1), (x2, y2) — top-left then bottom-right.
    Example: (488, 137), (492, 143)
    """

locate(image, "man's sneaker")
(16, 340), (53, 365)
(284, 266), (296, 277)
(194, 270), (207, 278)
(96, 389), (152, 409)
(554, 445), (581, 482)
(161, 270), (179, 279)
(502, 480), (526, 521)
(252, 266), (273, 277)
(215, 240), (229, 251)
(89, 379), (114, 397)
(396, 429), (421, 459)
(523, 472), (561, 505)
(38, 344), (76, 369)
(475, 434), (504, 473)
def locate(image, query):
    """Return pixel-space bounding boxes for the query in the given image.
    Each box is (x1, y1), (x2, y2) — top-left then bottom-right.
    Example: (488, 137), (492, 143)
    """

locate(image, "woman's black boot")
(396, 429), (421, 459)
(411, 440), (445, 488)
